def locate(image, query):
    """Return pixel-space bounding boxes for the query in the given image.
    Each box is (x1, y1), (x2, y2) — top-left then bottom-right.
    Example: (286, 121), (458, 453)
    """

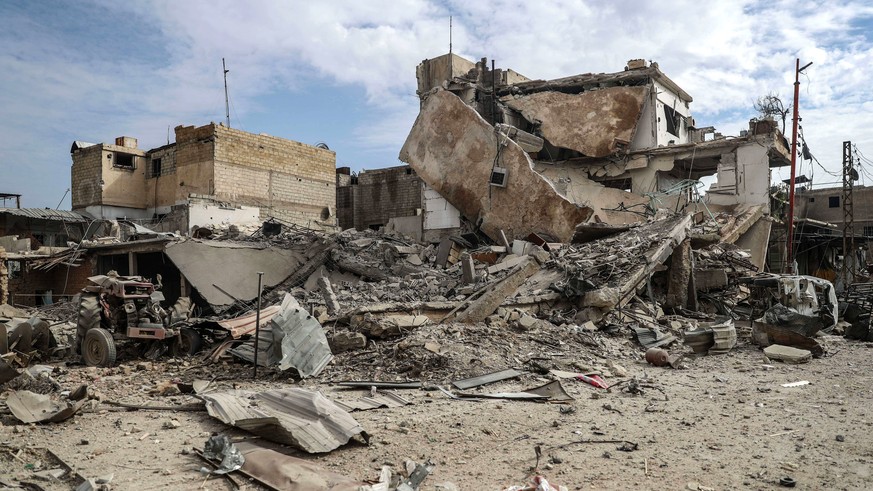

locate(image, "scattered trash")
(780, 381), (810, 388)
(202, 435), (245, 474)
(779, 476), (797, 487)
(645, 348), (683, 368)
(397, 459), (435, 491)
(503, 475), (568, 491)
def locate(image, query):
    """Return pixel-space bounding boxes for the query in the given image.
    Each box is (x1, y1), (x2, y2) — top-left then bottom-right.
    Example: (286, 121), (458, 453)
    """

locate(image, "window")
(7, 260), (22, 279)
(828, 196), (840, 208)
(151, 158), (162, 178)
(864, 225), (873, 237)
(809, 197), (815, 203)
(663, 105), (680, 137)
(113, 152), (135, 169)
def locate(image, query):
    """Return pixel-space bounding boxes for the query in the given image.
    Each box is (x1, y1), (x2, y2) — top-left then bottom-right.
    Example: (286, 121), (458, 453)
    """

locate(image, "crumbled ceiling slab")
(164, 240), (304, 311)
(399, 89), (592, 242)
(502, 86), (649, 157)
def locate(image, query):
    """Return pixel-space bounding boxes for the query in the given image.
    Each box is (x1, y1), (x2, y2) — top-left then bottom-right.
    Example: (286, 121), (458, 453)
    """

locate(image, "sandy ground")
(2, 330), (873, 490)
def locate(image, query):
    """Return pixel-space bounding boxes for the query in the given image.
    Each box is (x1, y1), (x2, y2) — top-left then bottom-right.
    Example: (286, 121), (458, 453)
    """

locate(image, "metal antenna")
(449, 16), (452, 55)
(222, 58), (231, 128)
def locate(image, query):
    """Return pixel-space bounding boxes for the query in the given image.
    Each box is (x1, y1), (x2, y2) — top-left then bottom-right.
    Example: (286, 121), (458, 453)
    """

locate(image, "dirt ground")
(2, 325), (873, 490)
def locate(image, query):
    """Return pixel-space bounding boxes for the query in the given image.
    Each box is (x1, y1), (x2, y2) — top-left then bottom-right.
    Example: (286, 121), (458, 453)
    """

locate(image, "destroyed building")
(400, 54), (791, 244)
(0, 208), (92, 307)
(70, 123), (337, 232)
(336, 165), (461, 242)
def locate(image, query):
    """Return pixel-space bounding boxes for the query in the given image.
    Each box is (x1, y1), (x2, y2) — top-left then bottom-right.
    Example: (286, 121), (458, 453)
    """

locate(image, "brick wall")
(210, 125), (336, 226)
(71, 145), (104, 209)
(7, 255), (96, 307)
(336, 166), (422, 230)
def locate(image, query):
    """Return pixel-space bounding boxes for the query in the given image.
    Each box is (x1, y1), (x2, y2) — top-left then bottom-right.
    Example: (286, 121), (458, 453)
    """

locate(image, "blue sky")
(2, 0), (873, 209)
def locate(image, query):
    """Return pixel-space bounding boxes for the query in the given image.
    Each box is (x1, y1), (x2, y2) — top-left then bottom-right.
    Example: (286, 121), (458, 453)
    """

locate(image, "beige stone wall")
(174, 125), (217, 203)
(145, 145), (179, 211)
(71, 145), (104, 209)
(100, 144), (148, 208)
(210, 125), (336, 226)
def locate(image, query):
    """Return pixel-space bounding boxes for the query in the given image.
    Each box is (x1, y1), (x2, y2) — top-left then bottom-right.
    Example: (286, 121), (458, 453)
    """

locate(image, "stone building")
(336, 165), (461, 243)
(71, 123), (336, 232)
(796, 185), (873, 238)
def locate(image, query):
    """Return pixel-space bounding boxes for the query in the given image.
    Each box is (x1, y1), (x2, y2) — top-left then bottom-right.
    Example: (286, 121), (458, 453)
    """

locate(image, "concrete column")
(665, 238), (691, 310)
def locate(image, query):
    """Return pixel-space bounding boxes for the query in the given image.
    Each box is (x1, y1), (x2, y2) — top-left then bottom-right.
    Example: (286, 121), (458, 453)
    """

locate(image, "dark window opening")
(114, 152), (135, 169)
(828, 196), (840, 208)
(350, 176), (359, 185)
(7, 260), (22, 279)
(405, 168), (413, 175)
(809, 197), (815, 203)
(601, 177), (633, 192)
(151, 158), (162, 177)
(864, 225), (873, 237)
(368, 223), (383, 231)
(663, 105), (680, 137)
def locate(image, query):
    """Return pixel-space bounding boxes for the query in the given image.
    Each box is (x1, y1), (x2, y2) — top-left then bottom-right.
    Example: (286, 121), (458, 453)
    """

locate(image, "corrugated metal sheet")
(201, 388), (366, 453)
(0, 208), (90, 222)
(333, 391), (411, 412)
(272, 294), (333, 377)
(225, 295), (333, 377)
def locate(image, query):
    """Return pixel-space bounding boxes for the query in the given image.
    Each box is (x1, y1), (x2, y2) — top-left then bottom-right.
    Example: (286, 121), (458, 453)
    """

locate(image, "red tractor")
(75, 273), (201, 366)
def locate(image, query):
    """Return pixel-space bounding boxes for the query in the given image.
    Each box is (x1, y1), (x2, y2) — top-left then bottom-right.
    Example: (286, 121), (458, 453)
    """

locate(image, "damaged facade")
(400, 53), (790, 243)
(336, 165), (461, 242)
(71, 123), (337, 232)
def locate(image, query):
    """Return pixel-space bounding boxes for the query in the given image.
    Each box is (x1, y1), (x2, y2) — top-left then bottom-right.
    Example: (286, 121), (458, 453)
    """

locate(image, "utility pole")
(842, 141), (856, 287)
(222, 58), (230, 128)
(785, 58), (813, 273)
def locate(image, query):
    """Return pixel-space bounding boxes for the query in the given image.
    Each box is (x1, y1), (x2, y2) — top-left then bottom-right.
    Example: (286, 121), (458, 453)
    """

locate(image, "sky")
(2, 0), (873, 209)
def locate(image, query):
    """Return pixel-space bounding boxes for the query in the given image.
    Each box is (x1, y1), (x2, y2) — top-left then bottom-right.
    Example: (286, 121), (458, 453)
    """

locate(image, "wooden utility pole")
(785, 58), (813, 273)
(842, 141), (856, 287)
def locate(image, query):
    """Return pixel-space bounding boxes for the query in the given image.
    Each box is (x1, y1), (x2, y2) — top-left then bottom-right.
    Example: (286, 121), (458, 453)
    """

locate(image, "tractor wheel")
(81, 328), (116, 367)
(170, 328), (204, 357)
(76, 293), (101, 354)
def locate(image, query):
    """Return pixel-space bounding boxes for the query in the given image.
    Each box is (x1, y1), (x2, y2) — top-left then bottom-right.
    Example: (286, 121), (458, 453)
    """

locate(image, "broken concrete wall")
(502, 86), (649, 157)
(416, 53), (477, 96)
(399, 89), (592, 242)
(706, 142), (772, 213)
(734, 216), (773, 272)
(531, 165), (649, 225)
(336, 166), (423, 232)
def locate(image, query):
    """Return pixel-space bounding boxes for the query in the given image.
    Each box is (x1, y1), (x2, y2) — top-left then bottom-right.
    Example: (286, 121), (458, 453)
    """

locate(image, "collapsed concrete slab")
(399, 89), (592, 242)
(501, 86), (649, 157)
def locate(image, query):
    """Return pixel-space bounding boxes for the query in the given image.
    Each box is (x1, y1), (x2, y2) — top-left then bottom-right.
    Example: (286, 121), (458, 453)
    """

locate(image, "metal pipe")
(252, 271), (264, 378)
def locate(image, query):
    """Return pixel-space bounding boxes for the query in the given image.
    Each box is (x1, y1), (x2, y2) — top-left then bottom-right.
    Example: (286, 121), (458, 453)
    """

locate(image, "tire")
(170, 328), (204, 357)
(81, 328), (116, 367)
(76, 294), (101, 354)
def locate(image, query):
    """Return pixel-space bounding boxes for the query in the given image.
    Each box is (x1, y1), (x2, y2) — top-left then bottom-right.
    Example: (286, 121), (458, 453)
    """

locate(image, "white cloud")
(2, 0), (873, 207)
